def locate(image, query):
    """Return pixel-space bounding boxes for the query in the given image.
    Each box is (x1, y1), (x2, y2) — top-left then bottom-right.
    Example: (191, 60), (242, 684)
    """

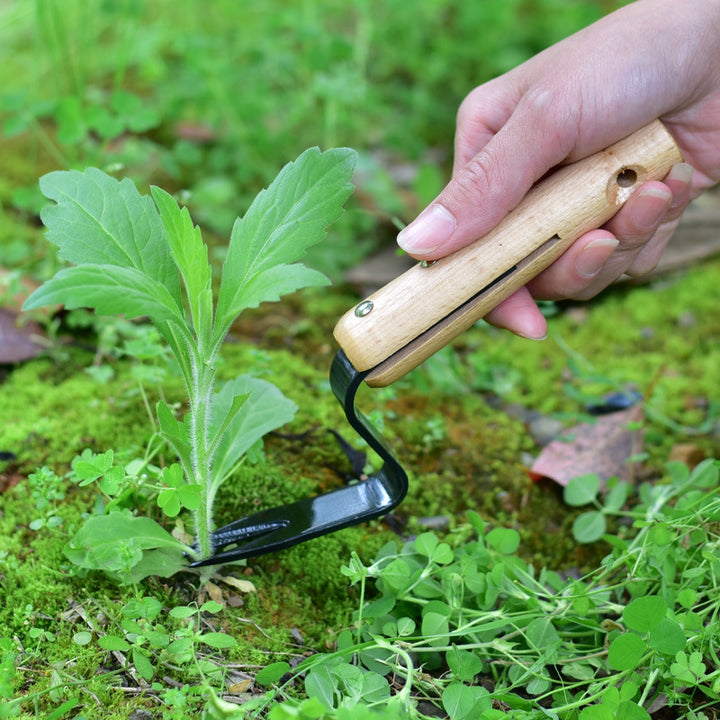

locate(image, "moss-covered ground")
(1, 1), (718, 715)
(1, 250), (719, 717)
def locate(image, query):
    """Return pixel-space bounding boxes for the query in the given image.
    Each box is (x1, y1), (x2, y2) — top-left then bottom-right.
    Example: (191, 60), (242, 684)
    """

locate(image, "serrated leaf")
(150, 186), (212, 332)
(208, 376), (296, 494)
(215, 147), (356, 338)
(38, 168), (180, 298)
(24, 265), (184, 325)
(224, 262), (330, 316)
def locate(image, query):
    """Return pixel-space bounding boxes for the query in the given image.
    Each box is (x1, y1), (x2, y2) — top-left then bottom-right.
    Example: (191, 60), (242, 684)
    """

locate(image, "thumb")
(397, 98), (581, 260)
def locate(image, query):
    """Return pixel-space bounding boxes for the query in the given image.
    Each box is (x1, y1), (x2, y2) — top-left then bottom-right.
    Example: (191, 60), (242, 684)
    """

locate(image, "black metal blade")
(188, 350), (408, 567)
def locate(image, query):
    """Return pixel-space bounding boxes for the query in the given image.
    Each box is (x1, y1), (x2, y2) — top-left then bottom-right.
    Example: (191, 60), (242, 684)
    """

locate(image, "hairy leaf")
(208, 375), (297, 492)
(225, 262), (330, 315)
(24, 265), (184, 325)
(38, 168), (180, 300)
(151, 186), (212, 331)
(64, 512), (188, 578)
(215, 146), (356, 336)
(157, 401), (192, 470)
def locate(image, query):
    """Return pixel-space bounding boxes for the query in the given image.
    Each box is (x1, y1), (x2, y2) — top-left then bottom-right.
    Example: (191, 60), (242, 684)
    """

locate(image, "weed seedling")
(24, 147), (357, 576)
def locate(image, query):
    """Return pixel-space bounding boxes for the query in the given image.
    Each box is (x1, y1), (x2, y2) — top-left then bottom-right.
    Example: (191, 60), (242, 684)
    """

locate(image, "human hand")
(397, 0), (720, 339)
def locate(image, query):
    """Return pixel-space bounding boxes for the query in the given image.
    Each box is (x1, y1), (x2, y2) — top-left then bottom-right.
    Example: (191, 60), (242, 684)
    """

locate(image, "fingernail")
(667, 162), (693, 185)
(516, 329), (547, 341)
(397, 204), (456, 255)
(666, 162), (694, 212)
(630, 187), (671, 230)
(575, 237), (619, 278)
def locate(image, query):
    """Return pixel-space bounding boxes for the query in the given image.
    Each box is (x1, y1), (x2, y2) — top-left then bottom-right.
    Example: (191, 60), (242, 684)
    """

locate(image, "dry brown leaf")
(204, 581), (225, 606)
(228, 679), (252, 693)
(0, 309), (46, 363)
(217, 574), (257, 594)
(530, 406), (643, 487)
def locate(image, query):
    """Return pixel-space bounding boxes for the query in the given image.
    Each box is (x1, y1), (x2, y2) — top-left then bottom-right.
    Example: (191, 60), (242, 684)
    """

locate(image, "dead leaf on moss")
(205, 581), (225, 606)
(228, 678), (252, 693)
(0, 309), (46, 363)
(217, 574), (256, 594)
(530, 406), (643, 487)
(668, 443), (706, 469)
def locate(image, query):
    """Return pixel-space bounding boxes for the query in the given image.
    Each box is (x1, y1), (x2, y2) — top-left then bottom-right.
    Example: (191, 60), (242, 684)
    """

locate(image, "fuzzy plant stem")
(188, 355), (217, 560)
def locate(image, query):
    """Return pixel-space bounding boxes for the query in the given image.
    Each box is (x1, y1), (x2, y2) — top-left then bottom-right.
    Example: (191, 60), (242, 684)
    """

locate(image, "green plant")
(234, 458), (720, 719)
(23, 146), (357, 575)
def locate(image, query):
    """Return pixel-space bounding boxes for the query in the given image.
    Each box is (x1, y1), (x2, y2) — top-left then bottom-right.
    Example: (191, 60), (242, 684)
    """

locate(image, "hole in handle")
(616, 168), (638, 188)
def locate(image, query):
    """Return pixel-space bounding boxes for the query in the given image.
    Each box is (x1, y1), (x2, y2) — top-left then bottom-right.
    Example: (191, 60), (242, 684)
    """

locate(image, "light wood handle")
(334, 120), (683, 387)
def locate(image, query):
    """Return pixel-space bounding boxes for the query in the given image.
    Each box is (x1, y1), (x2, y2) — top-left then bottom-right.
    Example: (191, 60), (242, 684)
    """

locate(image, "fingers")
(483, 163), (693, 338)
(397, 83), (583, 260)
(483, 286), (548, 340)
(523, 163), (693, 302)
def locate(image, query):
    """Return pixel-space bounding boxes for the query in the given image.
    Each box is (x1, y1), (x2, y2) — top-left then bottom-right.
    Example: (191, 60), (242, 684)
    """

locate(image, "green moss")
(436, 259), (720, 463)
(2, 252), (718, 717)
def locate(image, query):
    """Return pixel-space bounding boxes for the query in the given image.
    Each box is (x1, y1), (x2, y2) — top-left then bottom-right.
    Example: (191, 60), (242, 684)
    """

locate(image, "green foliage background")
(5, 2), (720, 720)
(1, 0), (627, 275)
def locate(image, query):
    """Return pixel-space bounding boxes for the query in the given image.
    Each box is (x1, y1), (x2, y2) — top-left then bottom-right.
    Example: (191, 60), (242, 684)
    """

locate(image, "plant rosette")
(24, 147), (357, 579)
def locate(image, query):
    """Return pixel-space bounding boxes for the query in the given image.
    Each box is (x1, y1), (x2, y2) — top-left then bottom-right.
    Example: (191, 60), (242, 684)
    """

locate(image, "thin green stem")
(187, 356), (216, 560)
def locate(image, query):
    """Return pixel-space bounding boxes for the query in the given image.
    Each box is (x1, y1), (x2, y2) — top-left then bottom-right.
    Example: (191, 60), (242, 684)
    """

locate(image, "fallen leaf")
(217, 574), (256, 594)
(668, 443), (705, 469)
(0, 309), (46, 363)
(530, 406), (643, 487)
(228, 679), (252, 693)
(205, 581), (225, 606)
(0, 469), (22, 494)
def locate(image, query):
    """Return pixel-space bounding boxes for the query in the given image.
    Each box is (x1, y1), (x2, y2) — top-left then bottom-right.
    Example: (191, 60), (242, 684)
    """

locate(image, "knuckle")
(451, 151), (494, 202)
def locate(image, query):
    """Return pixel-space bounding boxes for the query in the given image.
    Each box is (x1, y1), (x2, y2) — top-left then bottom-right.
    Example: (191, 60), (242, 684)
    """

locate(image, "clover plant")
(238, 458), (720, 718)
(23, 147), (357, 574)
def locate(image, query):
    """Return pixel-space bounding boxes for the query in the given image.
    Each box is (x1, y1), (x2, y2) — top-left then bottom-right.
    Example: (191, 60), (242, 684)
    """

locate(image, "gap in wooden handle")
(616, 167), (638, 187)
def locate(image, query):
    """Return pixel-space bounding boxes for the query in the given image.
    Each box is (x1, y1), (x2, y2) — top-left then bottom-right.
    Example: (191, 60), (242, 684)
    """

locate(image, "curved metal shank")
(188, 350), (408, 567)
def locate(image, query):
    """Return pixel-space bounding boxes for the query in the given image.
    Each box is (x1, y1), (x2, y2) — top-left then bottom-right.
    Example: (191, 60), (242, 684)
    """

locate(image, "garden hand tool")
(190, 120), (682, 567)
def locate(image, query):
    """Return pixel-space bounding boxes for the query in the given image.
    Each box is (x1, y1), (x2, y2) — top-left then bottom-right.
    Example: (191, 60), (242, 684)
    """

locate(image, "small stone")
(527, 415), (566, 447)
(128, 711), (154, 720)
(677, 311), (697, 328)
(417, 515), (451, 531)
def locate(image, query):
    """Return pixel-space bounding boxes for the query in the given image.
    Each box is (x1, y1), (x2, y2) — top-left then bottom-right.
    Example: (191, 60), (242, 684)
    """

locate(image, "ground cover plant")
(2, 0), (720, 718)
(21, 147), (356, 579)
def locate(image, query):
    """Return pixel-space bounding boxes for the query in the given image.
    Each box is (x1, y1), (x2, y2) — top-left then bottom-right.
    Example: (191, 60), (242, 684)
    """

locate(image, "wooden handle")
(334, 120), (683, 387)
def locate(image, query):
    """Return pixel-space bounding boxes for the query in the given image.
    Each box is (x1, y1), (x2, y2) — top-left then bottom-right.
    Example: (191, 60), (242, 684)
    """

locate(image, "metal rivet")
(420, 259), (437, 268)
(354, 300), (374, 317)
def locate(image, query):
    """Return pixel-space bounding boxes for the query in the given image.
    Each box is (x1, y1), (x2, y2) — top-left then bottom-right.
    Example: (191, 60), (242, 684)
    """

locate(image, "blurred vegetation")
(0, 0), (626, 277)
